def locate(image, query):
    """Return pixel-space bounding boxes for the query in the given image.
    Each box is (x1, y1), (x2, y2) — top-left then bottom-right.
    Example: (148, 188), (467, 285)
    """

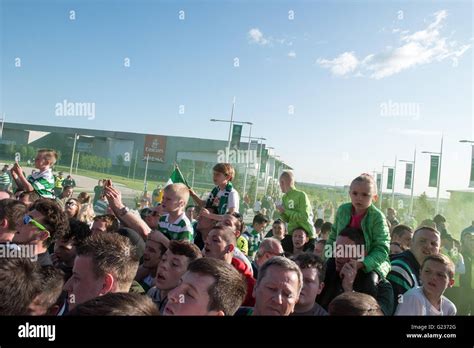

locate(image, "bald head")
(255, 238), (284, 267)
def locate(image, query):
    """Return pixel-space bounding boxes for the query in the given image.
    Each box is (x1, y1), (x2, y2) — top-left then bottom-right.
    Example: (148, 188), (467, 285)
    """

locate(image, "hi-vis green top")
(281, 187), (315, 238)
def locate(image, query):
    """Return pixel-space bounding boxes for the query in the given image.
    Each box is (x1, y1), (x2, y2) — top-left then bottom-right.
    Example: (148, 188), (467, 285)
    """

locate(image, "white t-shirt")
(395, 287), (457, 316)
(213, 187), (239, 213)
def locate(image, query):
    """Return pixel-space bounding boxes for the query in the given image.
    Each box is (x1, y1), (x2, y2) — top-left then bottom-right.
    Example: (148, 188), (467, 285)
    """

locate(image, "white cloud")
(317, 52), (359, 76)
(288, 51), (296, 58)
(248, 28), (269, 45)
(317, 10), (471, 79)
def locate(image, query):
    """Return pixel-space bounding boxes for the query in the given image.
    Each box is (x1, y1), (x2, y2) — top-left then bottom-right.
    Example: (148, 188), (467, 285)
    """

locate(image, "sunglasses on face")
(23, 215), (50, 238)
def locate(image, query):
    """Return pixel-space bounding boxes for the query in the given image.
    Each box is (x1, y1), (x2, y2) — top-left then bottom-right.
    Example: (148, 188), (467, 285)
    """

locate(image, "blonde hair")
(37, 149), (58, 166)
(164, 183), (190, 204)
(350, 173), (377, 195)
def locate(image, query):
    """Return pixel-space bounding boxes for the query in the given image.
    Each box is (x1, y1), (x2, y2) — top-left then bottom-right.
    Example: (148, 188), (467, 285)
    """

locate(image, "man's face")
(91, 220), (107, 235)
(411, 229), (440, 265)
(185, 207), (195, 221)
(164, 271), (218, 316)
(197, 213), (217, 233)
(212, 171), (228, 187)
(13, 210), (46, 245)
(279, 177), (291, 194)
(161, 191), (183, 214)
(257, 243), (284, 267)
(297, 267), (323, 308)
(143, 233), (164, 269)
(420, 260), (453, 300)
(63, 187), (73, 198)
(253, 266), (300, 316)
(253, 222), (267, 233)
(155, 249), (189, 291)
(204, 230), (229, 260)
(64, 255), (106, 309)
(217, 215), (239, 236)
(144, 208), (161, 229)
(335, 236), (358, 273)
(54, 238), (76, 266)
(292, 229), (308, 249)
(349, 182), (375, 211)
(272, 223), (286, 240)
(314, 242), (325, 258)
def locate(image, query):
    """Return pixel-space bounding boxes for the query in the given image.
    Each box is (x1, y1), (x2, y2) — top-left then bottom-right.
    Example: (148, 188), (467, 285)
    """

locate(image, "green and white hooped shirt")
(158, 213), (194, 242)
(27, 169), (55, 199)
(206, 183), (239, 215)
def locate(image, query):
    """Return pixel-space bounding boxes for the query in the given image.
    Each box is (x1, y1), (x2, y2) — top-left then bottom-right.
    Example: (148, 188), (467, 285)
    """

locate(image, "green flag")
(230, 124), (243, 149)
(470, 145), (474, 188)
(404, 163), (413, 189)
(166, 165), (190, 188)
(387, 168), (394, 190)
(428, 155), (439, 188)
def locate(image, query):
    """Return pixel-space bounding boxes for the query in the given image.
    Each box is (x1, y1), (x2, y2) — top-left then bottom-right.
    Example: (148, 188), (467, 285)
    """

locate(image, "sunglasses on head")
(66, 201), (77, 207)
(23, 215), (50, 238)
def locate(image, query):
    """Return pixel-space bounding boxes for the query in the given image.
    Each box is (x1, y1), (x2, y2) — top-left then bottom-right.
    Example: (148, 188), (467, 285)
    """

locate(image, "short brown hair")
(188, 258), (247, 315)
(213, 163), (235, 181)
(93, 214), (119, 233)
(292, 253), (326, 283)
(257, 256), (303, 294)
(168, 240), (202, 262)
(391, 224), (412, 238)
(37, 149), (58, 166)
(0, 199), (26, 232)
(33, 266), (65, 314)
(68, 292), (160, 316)
(30, 199), (70, 247)
(77, 233), (140, 292)
(422, 254), (455, 279)
(328, 292), (383, 316)
(0, 258), (41, 315)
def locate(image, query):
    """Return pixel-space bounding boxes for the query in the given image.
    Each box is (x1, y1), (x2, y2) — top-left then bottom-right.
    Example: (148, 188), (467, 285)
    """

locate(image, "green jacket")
(327, 202), (391, 277)
(281, 188), (315, 238)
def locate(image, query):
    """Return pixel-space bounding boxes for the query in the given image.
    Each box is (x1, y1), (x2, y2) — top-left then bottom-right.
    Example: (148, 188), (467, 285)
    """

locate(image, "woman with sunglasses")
(64, 198), (81, 220)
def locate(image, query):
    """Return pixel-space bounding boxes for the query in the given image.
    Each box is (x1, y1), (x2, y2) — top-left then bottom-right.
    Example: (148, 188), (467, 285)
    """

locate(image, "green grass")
(53, 165), (151, 192)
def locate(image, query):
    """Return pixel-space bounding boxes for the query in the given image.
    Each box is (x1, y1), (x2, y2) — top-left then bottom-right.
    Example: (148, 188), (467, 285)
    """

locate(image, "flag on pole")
(470, 145), (474, 188)
(166, 164), (190, 188)
(404, 163), (413, 189)
(386, 168), (394, 190)
(428, 155), (439, 188)
(230, 124), (243, 149)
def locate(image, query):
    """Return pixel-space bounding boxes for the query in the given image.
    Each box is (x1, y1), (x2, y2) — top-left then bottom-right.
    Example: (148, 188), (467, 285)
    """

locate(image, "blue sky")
(1, 0), (472, 198)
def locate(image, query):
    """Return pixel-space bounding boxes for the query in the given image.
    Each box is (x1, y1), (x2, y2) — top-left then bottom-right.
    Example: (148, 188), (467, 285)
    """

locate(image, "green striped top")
(159, 213), (193, 242)
(27, 169), (55, 199)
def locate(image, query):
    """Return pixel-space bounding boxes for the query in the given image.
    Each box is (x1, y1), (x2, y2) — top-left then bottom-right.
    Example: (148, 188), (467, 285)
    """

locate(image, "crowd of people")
(0, 148), (472, 317)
